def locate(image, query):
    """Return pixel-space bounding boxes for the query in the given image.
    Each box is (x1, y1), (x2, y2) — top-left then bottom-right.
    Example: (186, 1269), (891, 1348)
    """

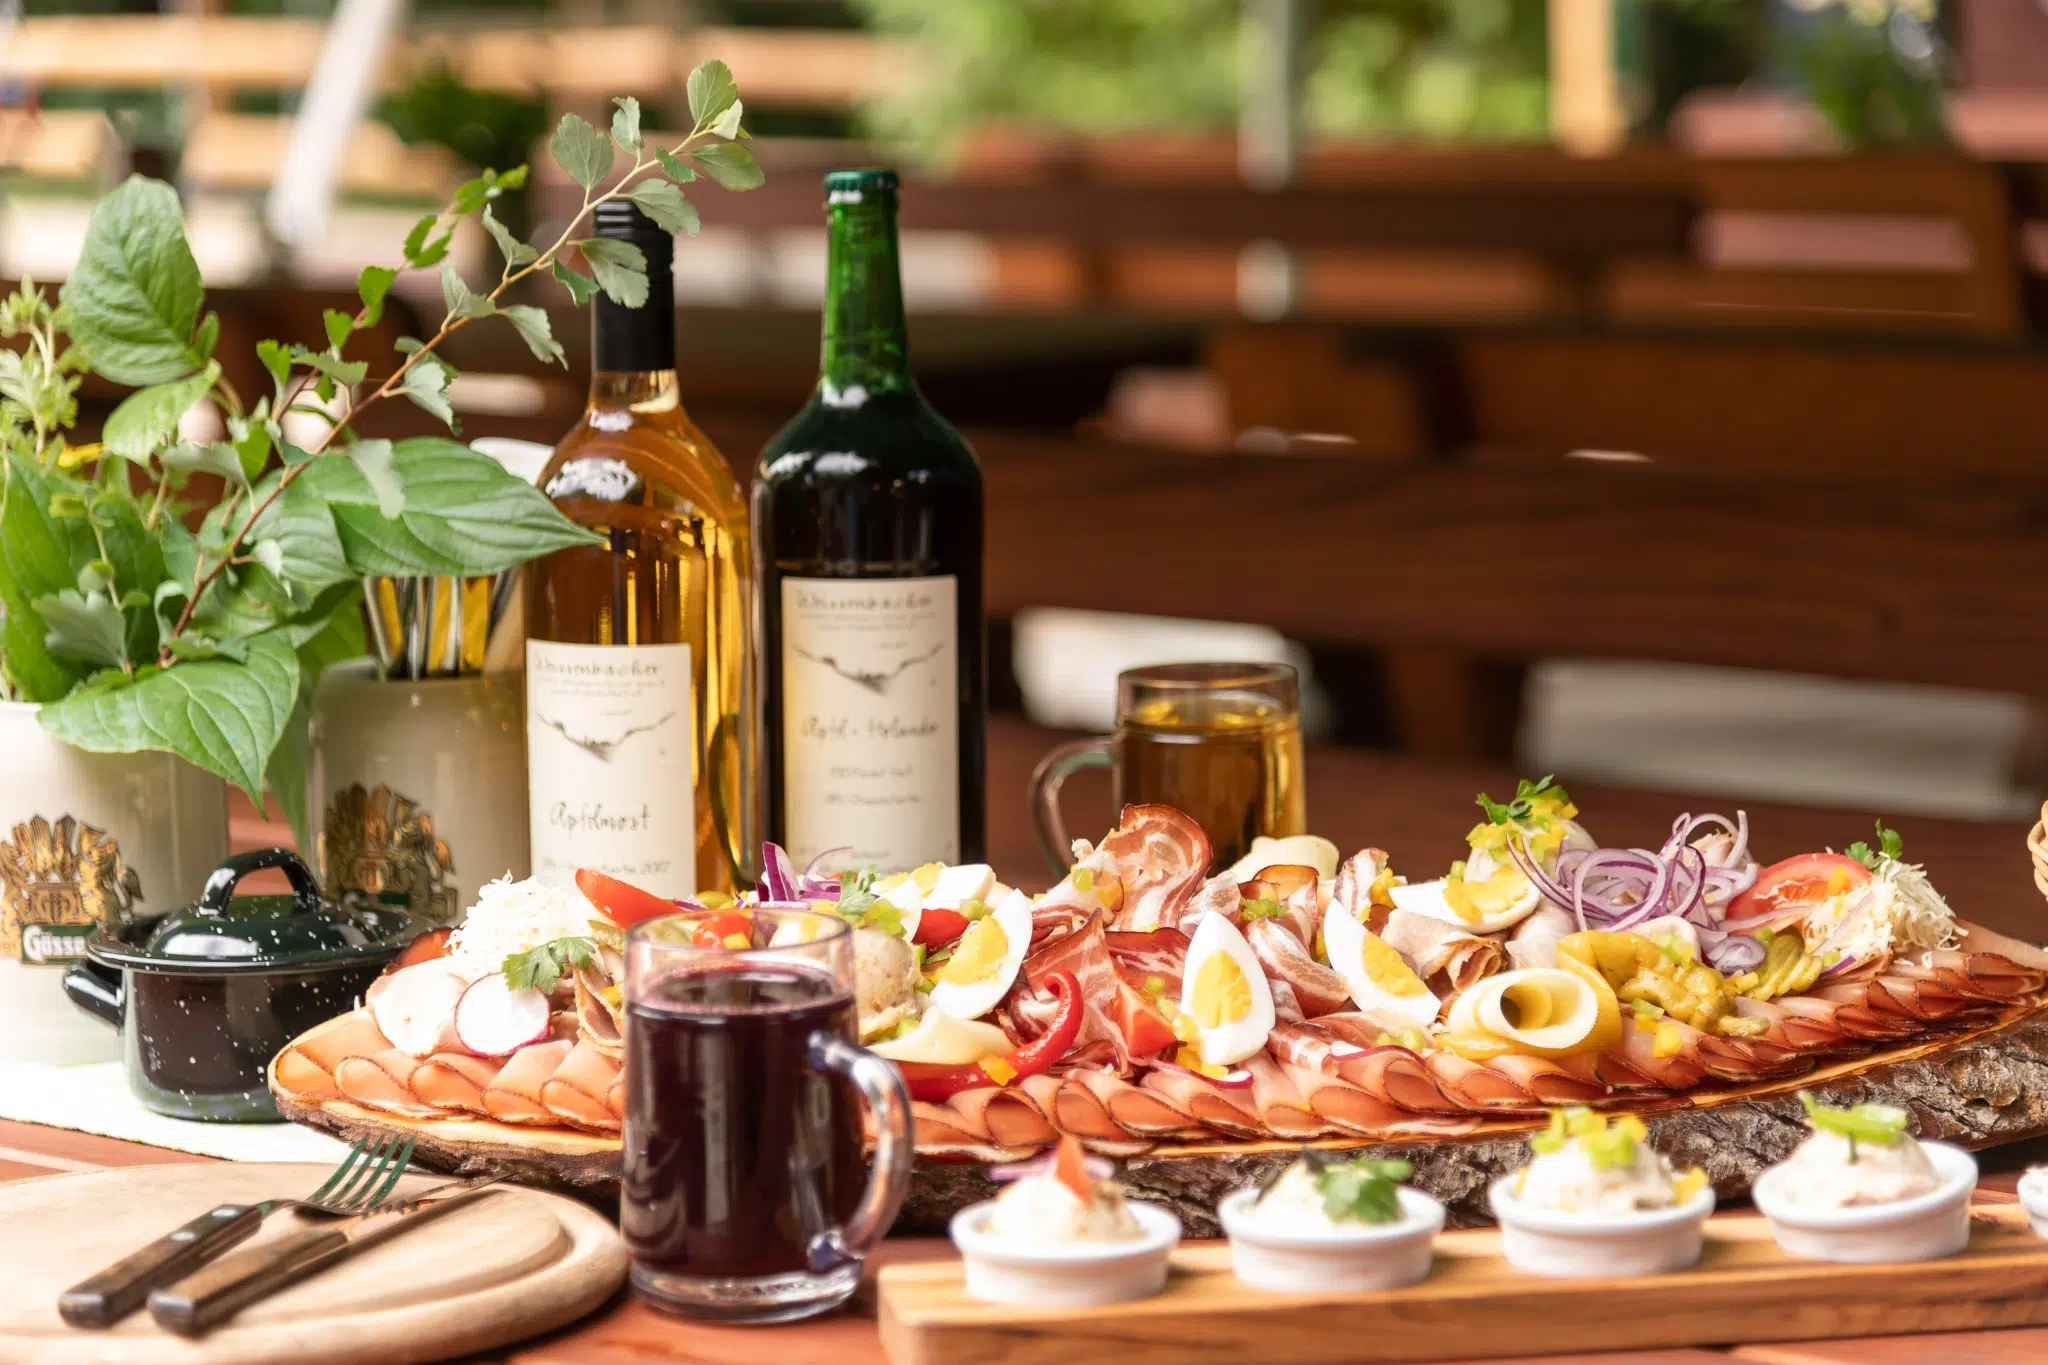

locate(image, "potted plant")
(0, 66), (761, 1061)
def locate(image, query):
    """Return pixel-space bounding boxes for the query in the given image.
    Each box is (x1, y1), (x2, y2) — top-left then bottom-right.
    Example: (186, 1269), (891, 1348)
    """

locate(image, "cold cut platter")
(271, 780), (2048, 1230)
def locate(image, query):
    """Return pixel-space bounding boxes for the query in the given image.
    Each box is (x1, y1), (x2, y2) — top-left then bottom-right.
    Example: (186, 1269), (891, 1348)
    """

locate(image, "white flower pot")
(0, 702), (229, 1064)
(309, 660), (529, 925)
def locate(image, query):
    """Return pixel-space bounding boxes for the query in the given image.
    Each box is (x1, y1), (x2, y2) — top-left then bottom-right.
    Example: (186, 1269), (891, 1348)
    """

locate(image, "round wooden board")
(277, 1002), (2048, 1236)
(0, 1164), (628, 1365)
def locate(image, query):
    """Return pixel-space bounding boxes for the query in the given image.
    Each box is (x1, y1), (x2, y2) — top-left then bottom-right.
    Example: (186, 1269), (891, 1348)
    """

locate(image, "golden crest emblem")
(320, 783), (457, 921)
(0, 815), (142, 959)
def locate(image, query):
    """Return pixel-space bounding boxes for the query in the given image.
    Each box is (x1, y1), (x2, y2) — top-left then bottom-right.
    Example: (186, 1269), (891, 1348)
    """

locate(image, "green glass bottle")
(753, 169), (985, 874)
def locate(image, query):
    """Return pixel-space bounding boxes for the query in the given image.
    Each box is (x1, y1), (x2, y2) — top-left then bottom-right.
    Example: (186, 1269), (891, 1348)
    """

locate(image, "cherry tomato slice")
(1725, 852), (1872, 922)
(393, 926), (452, 970)
(912, 908), (971, 946)
(1108, 975), (1178, 1059)
(690, 911), (754, 949)
(576, 869), (677, 929)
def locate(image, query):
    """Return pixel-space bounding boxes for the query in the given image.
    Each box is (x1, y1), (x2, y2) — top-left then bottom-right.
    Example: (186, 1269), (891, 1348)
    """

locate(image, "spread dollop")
(985, 1137), (1142, 1244)
(1239, 1153), (1414, 1234)
(1510, 1108), (1706, 1215)
(1774, 1093), (1940, 1209)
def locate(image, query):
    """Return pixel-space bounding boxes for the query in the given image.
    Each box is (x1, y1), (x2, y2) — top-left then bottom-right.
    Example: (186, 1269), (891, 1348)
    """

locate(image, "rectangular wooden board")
(878, 1203), (2048, 1365)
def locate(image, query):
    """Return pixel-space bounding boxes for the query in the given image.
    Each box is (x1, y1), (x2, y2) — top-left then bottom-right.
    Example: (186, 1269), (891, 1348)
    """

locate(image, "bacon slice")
(1328, 849), (1388, 924)
(1010, 913), (1137, 1072)
(1179, 872), (1243, 930)
(1246, 918), (1352, 1016)
(1099, 804), (1211, 932)
(1279, 1017), (1464, 1113)
(1104, 928), (1190, 982)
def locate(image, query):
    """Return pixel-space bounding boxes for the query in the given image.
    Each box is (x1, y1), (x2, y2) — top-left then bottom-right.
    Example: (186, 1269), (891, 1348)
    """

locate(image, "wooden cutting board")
(0, 1163), (628, 1365)
(878, 1202), (2048, 1365)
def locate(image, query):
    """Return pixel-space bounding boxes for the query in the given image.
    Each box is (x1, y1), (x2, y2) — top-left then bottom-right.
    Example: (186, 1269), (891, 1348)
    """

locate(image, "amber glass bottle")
(524, 202), (752, 897)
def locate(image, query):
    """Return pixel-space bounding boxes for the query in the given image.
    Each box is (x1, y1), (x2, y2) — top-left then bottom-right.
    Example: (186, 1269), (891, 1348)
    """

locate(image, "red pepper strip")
(912, 908), (971, 946)
(575, 869), (677, 929)
(898, 970), (1082, 1103)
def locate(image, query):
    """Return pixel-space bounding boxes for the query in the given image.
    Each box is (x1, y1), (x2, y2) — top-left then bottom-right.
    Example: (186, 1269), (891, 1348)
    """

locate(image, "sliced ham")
(1506, 904), (1577, 972)
(1738, 995), (1861, 1056)
(1812, 983), (1925, 1040)
(542, 1040), (624, 1132)
(1280, 1017), (1464, 1113)
(1485, 1053), (1612, 1105)
(1099, 804), (1211, 932)
(1139, 1066), (1264, 1138)
(1067, 1069), (1203, 1139)
(1246, 917), (1352, 1016)
(1278, 1061), (1478, 1138)
(335, 1049), (442, 1118)
(1327, 849), (1388, 924)
(948, 1085), (1060, 1150)
(1614, 1016), (1709, 1089)
(482, 1040), (575, 1124)
(1240, 1051), (1331, 1137)
(412, 1053), (504, 1115)
(1019, 1072), (1152, 1154)
(287, 1011), (394, 1079)
(1378, 910), (1504, 995)
(1424, 1051), (1542, 1112)
(912, 1102), (1039, 1163)
(1898, 949), (2045, 1003)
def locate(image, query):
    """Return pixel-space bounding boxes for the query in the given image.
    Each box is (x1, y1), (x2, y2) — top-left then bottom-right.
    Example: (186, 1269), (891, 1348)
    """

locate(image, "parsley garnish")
(1475, 774), (1571, 827)
(1844, 821), (1905, 872)
(829, 866), (906, 937)
(1289, 1150), (1411, 1224)
(503, 936), (598, 993)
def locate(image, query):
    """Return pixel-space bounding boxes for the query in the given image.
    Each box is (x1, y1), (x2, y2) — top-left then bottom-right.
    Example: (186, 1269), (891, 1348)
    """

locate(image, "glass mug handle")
(805, 1033), (914, 1274)
(1029, 737), (1113, 875)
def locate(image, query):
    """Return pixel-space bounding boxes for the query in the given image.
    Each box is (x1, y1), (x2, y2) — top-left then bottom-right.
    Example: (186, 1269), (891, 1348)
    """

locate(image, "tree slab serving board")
(278, 1004), (2048, 1236)
(0, 1163), (627, 1365)
(878, 1202), (2048, 1365)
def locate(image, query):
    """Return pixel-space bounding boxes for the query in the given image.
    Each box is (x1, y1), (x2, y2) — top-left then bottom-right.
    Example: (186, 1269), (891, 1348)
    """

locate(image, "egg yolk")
(939, 917), (1009, 985)
(1190, 950), (1253, 1028)
(911, 862), (946, 894)
(1444, 867), (1530, 924)
(1358, 930), (1428, 997)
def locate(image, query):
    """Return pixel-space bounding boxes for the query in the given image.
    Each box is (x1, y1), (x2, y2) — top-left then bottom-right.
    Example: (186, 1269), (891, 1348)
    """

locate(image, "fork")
(58, 1134), (417, 1328)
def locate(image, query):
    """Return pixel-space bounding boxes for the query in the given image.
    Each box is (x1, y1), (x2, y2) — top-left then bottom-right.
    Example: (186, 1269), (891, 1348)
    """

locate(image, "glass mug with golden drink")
(1030, 662), (1307, 873)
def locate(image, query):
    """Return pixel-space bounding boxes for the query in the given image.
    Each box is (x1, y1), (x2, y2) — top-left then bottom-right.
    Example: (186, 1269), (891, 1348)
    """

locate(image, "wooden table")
(7, 1116), (2048, 1365)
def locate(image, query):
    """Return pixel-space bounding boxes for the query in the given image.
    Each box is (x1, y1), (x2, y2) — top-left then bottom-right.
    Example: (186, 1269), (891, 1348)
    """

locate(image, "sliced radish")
(369, 960), (475, 1058)
(453, 972), (552, 1057)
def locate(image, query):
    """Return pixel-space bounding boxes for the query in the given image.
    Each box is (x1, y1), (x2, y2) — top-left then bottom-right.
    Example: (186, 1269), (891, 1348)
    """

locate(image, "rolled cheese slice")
(1446, 967), (1602, 1059)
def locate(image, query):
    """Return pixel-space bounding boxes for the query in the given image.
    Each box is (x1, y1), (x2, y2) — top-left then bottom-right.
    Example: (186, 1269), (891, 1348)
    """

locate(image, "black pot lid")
(88, 848), (424, 974)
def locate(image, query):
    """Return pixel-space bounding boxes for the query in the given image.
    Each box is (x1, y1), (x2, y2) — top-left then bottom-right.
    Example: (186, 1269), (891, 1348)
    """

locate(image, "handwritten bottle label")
(526, 640), (697, 897)
(780, 576), (959, 873)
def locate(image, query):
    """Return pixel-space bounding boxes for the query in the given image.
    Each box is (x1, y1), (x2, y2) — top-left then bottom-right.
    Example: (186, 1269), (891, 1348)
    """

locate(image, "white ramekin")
(2018, 1167), (2048, 1239)
(948, 1200), (1181, 1307)
(1217, 1185), (1444, 1293)
(1752, 1141), (1977, 1263)
(1489, 1176), (1716, 1278)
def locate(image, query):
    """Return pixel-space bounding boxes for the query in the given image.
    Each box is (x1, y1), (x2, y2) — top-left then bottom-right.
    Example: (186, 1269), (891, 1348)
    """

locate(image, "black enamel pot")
(63, 847), (423, 1122)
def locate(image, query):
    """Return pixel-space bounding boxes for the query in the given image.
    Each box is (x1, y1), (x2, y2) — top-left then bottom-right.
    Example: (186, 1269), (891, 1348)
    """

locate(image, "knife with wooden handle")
(59, 1201), (273, 1328)
(146, 1178), (502, 1337)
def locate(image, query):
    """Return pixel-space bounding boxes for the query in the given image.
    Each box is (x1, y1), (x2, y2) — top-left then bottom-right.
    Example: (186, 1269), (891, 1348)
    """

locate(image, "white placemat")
(0, 1061), (352, 1163)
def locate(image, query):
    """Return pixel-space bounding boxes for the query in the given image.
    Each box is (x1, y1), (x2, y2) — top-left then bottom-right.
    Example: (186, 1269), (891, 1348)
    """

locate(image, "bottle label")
(526, 640), (697, 897)
(780, 575), (959, 873)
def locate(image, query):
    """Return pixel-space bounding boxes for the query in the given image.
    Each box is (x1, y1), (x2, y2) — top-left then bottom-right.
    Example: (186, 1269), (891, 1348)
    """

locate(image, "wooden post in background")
(1550, 0), (1627, 155)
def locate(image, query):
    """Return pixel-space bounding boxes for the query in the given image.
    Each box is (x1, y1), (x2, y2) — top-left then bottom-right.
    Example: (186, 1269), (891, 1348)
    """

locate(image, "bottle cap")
(591, 199), (674, 270)
(824, 168), (898, 209)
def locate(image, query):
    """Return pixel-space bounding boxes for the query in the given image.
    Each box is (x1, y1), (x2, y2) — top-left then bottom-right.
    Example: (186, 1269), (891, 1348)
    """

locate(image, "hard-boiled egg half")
(927, 887), (1032, 1021)
(1178, 912), (1275, 1066)
(1390, 844), (1542, 935)
(1322, 904), (1440, 1028)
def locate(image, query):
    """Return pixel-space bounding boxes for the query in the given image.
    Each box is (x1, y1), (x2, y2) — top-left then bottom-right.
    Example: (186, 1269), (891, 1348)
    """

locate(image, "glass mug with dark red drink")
(621, 908), (913, 1322)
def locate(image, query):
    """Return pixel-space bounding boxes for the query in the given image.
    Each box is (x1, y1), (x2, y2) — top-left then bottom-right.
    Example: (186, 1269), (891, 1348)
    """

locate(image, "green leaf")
(550, 258), (600, 306)
(0, 453), (91, 701)
(298, 436), (601, 576)
(229, 408), (273, 481)
(344, 438), (405, 518)
(248, 538), (285, 577)
(503, 936), (597, 993)
(193, 311), (220, 360)
(438, 261), (496, 322)
(242, 471), (351, 592)
(610, 96), (642, 154)
(501, 304), (564, 366)
(549, 112), (613, 191)
(38, 630), (301, 802)
(160, 441), (250, 492)
(287, 346), (369, 391)
(59, 175), (207, 385)
(322, 309), (353, 353)
(710, 99), (744, 141)
(402, 213), (449, 268)
(687, 59), (739, 128)
(494, 165), (529, 192)
(692, 141), (763, 191)
(268, 690), (313, 853)
(256, 339), (291, 392)
(398, 353), (457, 430)
(653, 148), (697, 183)
(628, 179), (700, 236)
(31, 588), (128, 668)
(101, 362), (221, 463)
(481, 208), (538, 269)
(577, 238), (649, 309)
(357, 265), (397, 326)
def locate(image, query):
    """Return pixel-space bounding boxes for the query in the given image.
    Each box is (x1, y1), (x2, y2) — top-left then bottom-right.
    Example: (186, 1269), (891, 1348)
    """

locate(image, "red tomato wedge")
(1107, 975), (1179, 1060)
(575, 869), (677, 929)
(690, 912), (754, 949)
(1724, 852), (1871, 923)
(393, 926), (452, 970)
(912, 908), (971, 946)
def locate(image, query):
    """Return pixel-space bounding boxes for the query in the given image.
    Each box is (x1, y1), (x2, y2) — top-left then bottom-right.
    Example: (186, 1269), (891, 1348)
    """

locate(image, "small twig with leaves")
(159, 65), (762, 666)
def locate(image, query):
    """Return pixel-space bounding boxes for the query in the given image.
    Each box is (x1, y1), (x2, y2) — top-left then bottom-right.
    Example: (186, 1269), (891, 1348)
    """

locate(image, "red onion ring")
(991, 1152), (1115, 1183)
(759, 842), (799, 903)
